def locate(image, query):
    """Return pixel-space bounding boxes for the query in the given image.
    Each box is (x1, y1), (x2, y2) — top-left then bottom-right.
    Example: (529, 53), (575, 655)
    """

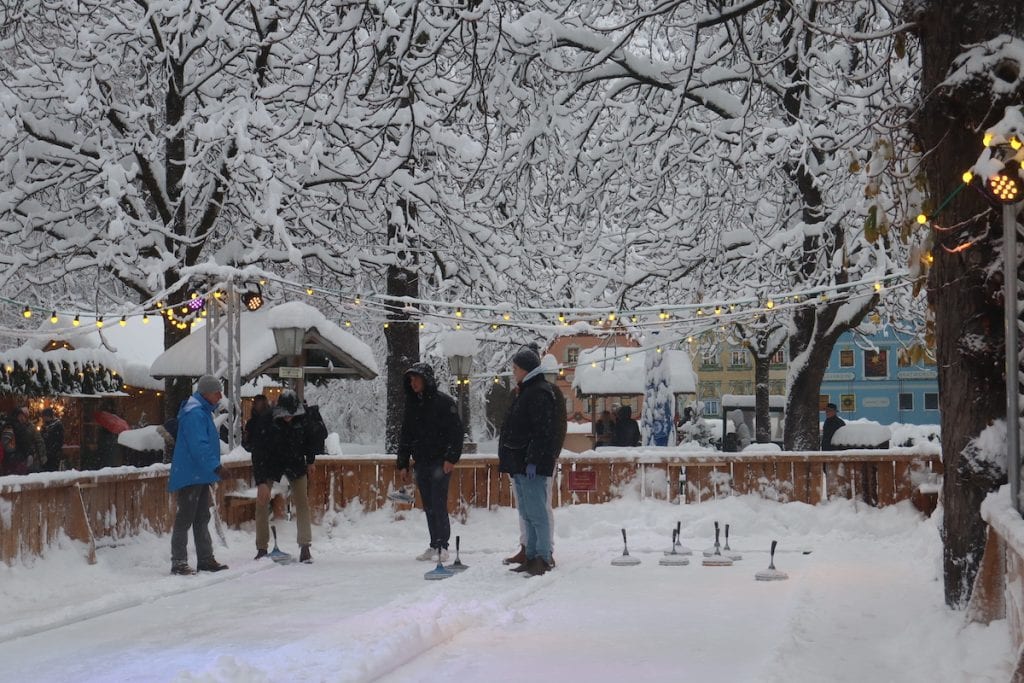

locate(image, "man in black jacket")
(250, 390), (317, 563)
(397, 363), (463, 561)
(821, 403), (846, 450)
(498, 346), (559, 576)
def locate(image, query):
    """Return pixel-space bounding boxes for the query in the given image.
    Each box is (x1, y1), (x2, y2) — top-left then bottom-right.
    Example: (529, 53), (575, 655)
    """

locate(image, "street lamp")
(441, 331), (478, 453)
(272, 326), (306, 401)
(971, 127), (1024, 512)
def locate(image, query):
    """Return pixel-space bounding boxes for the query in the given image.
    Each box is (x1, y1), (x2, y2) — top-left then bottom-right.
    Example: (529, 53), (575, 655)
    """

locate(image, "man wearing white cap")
(168, 374), (228, 575)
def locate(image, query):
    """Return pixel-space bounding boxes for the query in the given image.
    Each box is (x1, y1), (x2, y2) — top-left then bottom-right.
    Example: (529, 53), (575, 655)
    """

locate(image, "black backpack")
(303, 404), (329, 464)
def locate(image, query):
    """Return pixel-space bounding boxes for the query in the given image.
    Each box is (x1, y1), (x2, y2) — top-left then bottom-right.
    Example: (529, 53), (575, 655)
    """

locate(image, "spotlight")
(241, 287), (265, 311)
(987, 162), (1022, 204)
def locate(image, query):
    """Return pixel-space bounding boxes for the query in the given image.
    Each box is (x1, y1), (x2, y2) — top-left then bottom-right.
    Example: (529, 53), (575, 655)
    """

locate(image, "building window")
(769, 380), (786, 395)
(729, 380), (752, 395)
(729, 349), (749, 368)
(703, 399), (719, 416)
(839, 349), (854, 368)
(701, 349), (720, 368)
(819, 395), (830, 411)
(566, 347), (580, 365)
(924, 393), (939, 410)
(840, 394), (856, 412)
(899, 393), (913, 411)
(770, 349), (786, 365)
(864, 350), (888, 378)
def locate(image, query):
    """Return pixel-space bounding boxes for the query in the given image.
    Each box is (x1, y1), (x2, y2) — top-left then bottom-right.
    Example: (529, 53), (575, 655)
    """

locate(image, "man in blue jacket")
(168, 375), (228, 575)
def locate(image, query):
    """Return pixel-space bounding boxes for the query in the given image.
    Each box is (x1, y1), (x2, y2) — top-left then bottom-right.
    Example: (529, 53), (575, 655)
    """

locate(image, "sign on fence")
(567, 470), (598, 492)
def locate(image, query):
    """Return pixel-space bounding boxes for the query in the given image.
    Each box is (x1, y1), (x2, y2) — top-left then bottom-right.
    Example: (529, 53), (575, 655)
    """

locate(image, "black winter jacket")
(498, 373), (559, 476)
(249, 413), (313, 484)
(612, 405), (641, 447)
(397, 363), (463, 470)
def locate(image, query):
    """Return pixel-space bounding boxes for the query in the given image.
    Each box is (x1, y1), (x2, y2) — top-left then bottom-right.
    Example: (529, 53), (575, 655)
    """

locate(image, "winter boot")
(503, 545), (526, 565)
(171, 563), (195, 576)
(300, 545), (313, 564)
(254, 549), (269, 560)
(510, 560), (532, 573)
(525, 557), (551, 577)
(197, 559), (229, 572)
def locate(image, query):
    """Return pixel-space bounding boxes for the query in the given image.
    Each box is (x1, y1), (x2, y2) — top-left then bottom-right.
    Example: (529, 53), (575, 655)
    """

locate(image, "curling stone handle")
(456, 536), (461, 552)
(621, 528), (628, 545)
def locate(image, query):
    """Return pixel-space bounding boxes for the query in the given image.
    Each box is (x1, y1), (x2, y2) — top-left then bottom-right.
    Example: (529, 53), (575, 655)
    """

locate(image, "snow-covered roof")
(721, 394), (787, 410)
(149, 301), (379, 381)
(7, 315), (166, 390)
(572, 347), (697, 395)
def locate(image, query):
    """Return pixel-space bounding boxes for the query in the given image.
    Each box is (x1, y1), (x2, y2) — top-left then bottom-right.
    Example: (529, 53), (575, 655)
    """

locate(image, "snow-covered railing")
(971, 486), (1024, 679)
(0, 448), (941, 565)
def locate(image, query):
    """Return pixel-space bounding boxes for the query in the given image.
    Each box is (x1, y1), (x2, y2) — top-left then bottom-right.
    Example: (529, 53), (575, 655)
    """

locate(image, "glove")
(526, 463), (537, 479)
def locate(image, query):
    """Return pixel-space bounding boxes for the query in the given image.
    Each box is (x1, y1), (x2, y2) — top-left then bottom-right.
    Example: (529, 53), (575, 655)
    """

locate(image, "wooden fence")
(968, 490), (1024, 681)
(0, 449), (941, 566)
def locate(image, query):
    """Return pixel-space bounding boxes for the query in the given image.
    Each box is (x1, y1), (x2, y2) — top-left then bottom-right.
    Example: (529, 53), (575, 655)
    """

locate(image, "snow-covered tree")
(491, 1), (921, 450)
(912, 0), (1024, 607)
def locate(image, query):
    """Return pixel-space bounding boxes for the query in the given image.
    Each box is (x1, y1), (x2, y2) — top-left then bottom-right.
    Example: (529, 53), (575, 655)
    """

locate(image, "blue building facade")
(819, 330), (938, 425)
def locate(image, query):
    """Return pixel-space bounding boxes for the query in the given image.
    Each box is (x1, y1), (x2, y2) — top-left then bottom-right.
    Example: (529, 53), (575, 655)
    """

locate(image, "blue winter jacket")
(167, 392), (222, 492)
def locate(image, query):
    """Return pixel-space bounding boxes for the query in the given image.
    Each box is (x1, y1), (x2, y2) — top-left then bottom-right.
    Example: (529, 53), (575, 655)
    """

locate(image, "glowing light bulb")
(917, 214), (927, 224)
(119, 316), (127, 327)
(962, 171), (974, 183)
(73, 315), (81, 327)
(50, 311), (58, 324)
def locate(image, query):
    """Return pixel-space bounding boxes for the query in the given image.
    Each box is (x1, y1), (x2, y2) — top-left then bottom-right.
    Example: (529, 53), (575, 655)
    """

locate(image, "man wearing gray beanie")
(167, 374), (228, 575)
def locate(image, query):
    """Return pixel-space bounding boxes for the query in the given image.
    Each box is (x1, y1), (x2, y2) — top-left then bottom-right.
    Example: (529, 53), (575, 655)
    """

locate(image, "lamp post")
(972, 128), (1024, 513)
(441, 331), (478, 453)
(272, 326), (306, 401)
(448, 351), (473, 447)
(1006, 200), (1022, 513)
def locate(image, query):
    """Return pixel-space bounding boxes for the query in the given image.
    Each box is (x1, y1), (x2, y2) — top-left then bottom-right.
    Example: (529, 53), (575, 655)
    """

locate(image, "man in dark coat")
(612, 405), (641, 447)
(397, 363), (463, 561)
(498, 346), (560, 576)
(821, 402), (846, 450)
(249, 389), (317, 563)
(40, 408), (64, 471)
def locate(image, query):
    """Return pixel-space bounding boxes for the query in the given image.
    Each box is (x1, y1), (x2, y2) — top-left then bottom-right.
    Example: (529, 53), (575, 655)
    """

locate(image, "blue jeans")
(514, 474), (552, 562)
(415, 461), (452, 549)
(170, 484), (214, 566)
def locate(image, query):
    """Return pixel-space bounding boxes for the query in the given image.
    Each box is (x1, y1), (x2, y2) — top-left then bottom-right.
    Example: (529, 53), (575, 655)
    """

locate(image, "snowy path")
(0, 496), (1014, 682)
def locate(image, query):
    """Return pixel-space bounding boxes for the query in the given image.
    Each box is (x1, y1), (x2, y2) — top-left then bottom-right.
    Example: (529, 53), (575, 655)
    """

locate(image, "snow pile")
(832, 420), (891, 447)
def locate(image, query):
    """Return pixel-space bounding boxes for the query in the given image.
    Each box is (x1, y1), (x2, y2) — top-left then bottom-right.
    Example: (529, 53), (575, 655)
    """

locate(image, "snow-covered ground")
(0, 492), (1013, 682)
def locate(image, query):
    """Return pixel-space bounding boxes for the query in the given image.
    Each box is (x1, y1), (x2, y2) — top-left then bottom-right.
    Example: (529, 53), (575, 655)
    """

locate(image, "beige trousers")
(255, 475), (312, 550)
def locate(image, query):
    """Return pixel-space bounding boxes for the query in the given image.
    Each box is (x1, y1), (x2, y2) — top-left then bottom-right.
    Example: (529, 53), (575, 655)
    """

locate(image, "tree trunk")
(162, 317), (192, 420)
(162, 51), (192, 423)
(913, 0), (1024, 607)
(784, 299), (873, 450)
(384, 198), (420, 455)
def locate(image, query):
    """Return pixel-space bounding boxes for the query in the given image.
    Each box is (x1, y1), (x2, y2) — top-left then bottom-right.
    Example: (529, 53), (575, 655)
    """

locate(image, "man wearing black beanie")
(498, 345), (560, 576)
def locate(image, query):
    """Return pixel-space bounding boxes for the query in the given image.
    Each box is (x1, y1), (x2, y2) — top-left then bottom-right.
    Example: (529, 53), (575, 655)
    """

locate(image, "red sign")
(567, 470), (598, 492)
